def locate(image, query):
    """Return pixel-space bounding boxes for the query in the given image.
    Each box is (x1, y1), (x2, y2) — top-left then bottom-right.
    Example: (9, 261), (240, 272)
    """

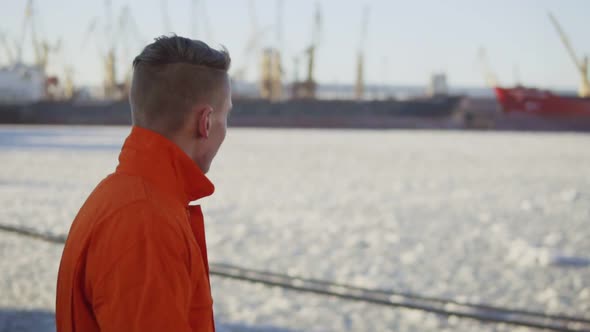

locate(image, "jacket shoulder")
(87, 173), (148, 212)
(65, 173), (149, 250)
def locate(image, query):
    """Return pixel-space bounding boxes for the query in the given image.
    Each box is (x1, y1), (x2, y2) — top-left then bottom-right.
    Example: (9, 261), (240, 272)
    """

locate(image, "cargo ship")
(0, 49), (463, 129)
(475, 11), (590, 131)
(0, 94), (463, 129)
(0, 1), (465, 129)
(494, 86), (590, 116)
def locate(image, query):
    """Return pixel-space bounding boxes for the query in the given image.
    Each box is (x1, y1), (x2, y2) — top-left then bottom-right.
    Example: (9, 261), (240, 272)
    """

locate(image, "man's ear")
(196, 105), (213, 138)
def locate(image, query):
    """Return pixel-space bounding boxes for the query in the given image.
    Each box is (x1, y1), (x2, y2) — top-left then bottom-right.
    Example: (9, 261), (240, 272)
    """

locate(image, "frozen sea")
(0, 125), (589, 332)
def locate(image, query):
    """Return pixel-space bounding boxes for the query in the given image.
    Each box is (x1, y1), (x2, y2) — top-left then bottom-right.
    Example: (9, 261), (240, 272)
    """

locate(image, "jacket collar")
(116, 126), (215, 206)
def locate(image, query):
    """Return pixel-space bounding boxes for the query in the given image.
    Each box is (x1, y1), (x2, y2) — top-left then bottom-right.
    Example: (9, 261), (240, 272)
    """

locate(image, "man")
(56, 35), (231, 332)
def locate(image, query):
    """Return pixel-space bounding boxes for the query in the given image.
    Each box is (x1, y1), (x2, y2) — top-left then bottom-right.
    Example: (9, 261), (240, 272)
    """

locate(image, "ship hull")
(494, 86), (590, 116)
(0, 97), (463, 129)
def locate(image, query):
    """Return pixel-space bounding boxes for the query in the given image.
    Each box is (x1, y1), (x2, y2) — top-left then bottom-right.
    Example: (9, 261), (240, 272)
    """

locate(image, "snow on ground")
(0, 125), (589, 331)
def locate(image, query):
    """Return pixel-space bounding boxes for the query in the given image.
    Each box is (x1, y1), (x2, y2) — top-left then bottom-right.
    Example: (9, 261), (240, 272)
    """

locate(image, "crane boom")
(312, 2), (322, 48)
(201, 0), (213, 41)
(16, 0), (52, 71)
(82, 18), (99, 51)
(306, 3), (321, 83)
(190, 0), (198, 37)
(161, 0), (171, 33)
(359, 6), (369, 50)
(548, 12), (583, 71)
(0, 33), (15, 63)
(28, 0), (43, 67)
(548, 12), (589, 97)
(477, 47), (498, 87)
(355, 6), (370, 100)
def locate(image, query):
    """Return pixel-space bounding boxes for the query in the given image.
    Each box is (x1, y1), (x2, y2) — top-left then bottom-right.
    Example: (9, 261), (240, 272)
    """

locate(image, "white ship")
(0, 63), (46, 104)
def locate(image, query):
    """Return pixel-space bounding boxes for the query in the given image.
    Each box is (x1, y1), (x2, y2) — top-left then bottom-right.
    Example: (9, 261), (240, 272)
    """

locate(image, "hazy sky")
(1, 0), (588, 89)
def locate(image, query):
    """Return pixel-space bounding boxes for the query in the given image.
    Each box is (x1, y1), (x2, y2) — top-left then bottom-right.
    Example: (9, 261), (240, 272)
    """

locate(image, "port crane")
(477, 47), (498, 88)
(84, 1), (143, 99)
(548, 12), (589, 97)
(0, 32), (16, 65)
(355, 6), (369, 100)
(292, 3), (321, 99)
(233, 0), (273, 82)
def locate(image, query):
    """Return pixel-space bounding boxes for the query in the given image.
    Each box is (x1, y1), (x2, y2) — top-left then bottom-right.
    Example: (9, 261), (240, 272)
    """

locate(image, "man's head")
(130, 35), (232, 173)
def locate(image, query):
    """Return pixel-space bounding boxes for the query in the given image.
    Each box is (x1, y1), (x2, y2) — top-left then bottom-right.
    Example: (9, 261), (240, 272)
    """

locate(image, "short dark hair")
(130, 35), (231, 132)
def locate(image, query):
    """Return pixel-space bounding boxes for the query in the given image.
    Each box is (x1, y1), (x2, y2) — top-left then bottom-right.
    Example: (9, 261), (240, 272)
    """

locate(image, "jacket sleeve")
(90, 204), (193, 332)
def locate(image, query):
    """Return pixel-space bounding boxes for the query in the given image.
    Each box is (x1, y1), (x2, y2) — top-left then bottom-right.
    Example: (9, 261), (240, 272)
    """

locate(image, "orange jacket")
(56, 126), (216, 332)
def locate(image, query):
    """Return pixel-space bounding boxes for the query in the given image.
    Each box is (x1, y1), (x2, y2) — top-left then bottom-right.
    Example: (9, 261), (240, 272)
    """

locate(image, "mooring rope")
(1, 223), (588, 332)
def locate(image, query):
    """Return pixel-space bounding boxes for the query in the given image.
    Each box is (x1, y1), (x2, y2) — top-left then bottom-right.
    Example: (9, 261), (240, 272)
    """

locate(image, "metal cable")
(1, 223), (589, 332)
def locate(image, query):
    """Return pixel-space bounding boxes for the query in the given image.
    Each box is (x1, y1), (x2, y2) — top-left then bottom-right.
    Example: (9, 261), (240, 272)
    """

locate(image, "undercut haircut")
(130, 35), (231, 133)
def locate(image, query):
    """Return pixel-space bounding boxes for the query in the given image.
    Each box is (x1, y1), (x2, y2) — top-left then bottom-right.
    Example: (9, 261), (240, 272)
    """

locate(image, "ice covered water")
(1, 125), (589, 332)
